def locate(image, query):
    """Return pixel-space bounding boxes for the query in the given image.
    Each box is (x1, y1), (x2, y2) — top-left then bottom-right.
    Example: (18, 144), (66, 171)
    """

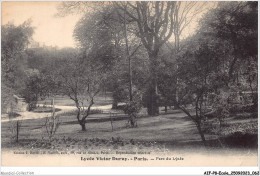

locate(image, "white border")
(0, 0), (259, 175)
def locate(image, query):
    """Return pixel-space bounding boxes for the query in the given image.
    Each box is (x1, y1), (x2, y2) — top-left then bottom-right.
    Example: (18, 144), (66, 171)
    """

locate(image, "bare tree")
(173, 2), (209, 52)
(45, 98), (60, 141)
(167, 2), (209, 104)
(58, 56), (104, 131)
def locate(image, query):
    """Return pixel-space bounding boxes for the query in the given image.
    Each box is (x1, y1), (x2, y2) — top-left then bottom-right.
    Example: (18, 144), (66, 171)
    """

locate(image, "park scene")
(1, 1), (258, 165)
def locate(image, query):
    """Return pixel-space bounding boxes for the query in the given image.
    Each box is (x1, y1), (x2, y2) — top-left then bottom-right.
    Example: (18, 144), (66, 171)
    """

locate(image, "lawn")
(1, 104), (257, 154)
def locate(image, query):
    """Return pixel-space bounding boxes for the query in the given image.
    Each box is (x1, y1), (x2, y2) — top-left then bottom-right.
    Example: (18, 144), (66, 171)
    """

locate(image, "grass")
(1, 103), (258, 152)
(4, 137), (166, 153)
(1, 109), (200, 147)
(203, 112), (258, 136)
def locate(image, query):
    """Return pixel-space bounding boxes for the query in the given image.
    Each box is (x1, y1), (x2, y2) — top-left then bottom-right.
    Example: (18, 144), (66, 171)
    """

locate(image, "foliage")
(170, 2), (258, 145)
(21, 70), (47, 111)
(1, 21), (34, 114)
(123, 100), (142, 117)
(1, 84), (16, 114)
(123, 88), (142, 127)
(229, 104), (258, 114)
(74, 6), (119, 73)
(2, 21), (33, 91)
(199, 1), (257, 82)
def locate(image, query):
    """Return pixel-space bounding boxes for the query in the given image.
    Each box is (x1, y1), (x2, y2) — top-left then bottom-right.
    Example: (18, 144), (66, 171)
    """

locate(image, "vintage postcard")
(1, 1), (258, 170)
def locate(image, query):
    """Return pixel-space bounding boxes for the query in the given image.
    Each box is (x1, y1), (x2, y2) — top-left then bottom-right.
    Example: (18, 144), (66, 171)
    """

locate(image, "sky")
(2, 1), (82, 48)
(1, 1), (214, 49)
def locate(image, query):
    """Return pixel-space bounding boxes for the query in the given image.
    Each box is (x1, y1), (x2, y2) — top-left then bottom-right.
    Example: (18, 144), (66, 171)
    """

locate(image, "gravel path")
(1, 104), (114, 122)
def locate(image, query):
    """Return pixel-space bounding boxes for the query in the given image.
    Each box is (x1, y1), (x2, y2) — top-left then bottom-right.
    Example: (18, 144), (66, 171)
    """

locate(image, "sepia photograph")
(1, 0), (258, 172)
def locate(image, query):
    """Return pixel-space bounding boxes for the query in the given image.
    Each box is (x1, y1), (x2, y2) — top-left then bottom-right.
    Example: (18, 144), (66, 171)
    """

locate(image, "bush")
(229, 104), (257, 113)
(220, 133), (257, 148)
(123, 101), (142, 116)
(234, 112), (257, 119)
(122, 88), (143, 127)
(1, 84), (16, 114)
(123, 99), (142, 128)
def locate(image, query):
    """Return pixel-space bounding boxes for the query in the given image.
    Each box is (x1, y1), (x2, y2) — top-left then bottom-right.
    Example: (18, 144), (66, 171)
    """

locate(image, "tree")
(175, 36), (221, 145)
(168, 2), (209, 104)
(114, 2), (177, 115)
(73, 5), (147, 128)
(199, 1), (258, 113)
(22, 69), (43, 111)
(1, 21), (34, 113)
(58, 55), (105, 131)
(172, 1), (258, 145)
(200, 1), (257, 83)
(123, 88), (142, 127)
(18, 47), (73, 111)
(2, 21), (33, 89)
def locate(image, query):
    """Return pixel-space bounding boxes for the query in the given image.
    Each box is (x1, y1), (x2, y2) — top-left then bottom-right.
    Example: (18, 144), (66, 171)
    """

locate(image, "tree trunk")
(123, 4), (133, 102)
(147, 53), (159, 116)
(76, 109), (86, 131)
(112, 99), (118, 109)
(178, 105), (207, 147)
(80, 122), (86, 131)
(196, 122), (206, 146)
(16, 121), (19, 142)
(147, 86), (159, 115)
(79, 98), (94, 131)
(130, 114), (136, 127)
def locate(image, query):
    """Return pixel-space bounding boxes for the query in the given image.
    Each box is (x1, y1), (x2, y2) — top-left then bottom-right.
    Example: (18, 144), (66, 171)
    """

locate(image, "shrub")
(229, 104), (257, 113)
(123, 89), (142, 127)
(45, 108), (60, 142)
(1, 84), (16, 114)
(123, 100), (142, 116)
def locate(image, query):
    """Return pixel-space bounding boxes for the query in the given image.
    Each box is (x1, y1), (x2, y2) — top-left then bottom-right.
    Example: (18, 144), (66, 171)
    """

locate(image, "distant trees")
(18, 47), (74, 111)
(2, 21), (33, 91)
(1, 21), (34, 113)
